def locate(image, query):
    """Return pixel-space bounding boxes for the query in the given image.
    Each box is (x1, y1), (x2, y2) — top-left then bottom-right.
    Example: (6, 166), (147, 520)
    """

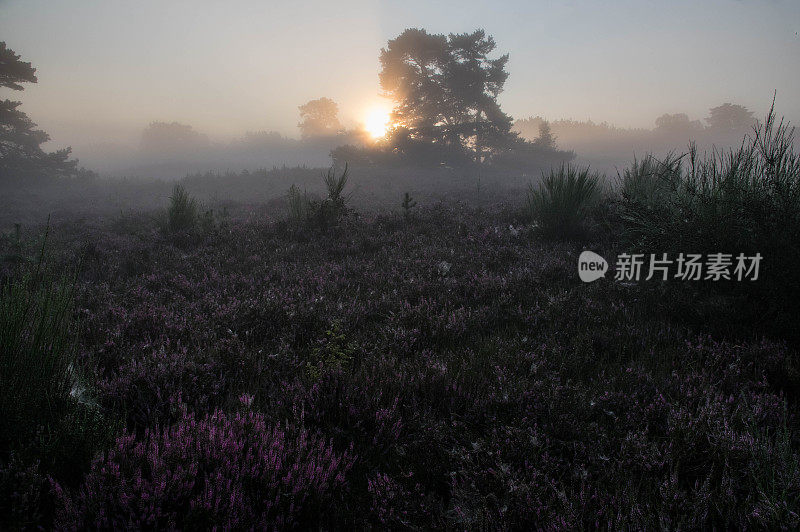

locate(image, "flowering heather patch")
(52, 410), (355, 529)
(2, 202), (799, 528)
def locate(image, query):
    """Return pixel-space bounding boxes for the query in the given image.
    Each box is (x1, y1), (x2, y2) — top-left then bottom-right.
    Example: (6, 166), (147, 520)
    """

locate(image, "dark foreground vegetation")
(2, 110), (800, 529)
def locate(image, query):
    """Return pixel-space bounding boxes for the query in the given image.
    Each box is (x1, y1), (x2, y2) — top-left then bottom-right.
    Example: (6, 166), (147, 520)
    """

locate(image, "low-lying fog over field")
(2, 1), (800, 529)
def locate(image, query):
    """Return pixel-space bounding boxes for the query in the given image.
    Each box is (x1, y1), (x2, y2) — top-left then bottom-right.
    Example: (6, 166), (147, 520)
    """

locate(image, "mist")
(2, 0), (798, 181)
(4, 2), (800, 529)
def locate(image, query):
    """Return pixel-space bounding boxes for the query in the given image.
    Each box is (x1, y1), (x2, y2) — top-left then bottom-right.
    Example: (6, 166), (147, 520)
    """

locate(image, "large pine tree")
(379, 29), (516, 164)
(0, 42), (78, 183)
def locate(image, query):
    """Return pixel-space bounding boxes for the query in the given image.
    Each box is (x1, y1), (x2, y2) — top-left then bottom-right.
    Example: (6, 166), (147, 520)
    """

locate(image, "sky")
(1, 0), (799, 151)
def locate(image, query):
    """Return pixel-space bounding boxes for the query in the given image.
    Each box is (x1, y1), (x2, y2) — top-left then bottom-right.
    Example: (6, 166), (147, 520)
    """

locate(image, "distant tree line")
(1, 33), (777, 183)
(514, 103), (760, 158)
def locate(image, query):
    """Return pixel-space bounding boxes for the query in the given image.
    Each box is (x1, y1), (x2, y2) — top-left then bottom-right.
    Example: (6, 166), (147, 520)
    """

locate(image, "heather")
(51, 410), (355, 530)
(3, 5), (800, 528)
(1, 187), (799, 528)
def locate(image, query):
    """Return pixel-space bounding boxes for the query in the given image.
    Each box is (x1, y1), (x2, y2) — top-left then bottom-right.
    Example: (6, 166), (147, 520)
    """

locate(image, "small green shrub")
(402, 192), (417, 221)
(527, 164), (601, 240)
(167, 184), (198, 233)
(305, 323), (355, 380)
(287, 164), (351, 231)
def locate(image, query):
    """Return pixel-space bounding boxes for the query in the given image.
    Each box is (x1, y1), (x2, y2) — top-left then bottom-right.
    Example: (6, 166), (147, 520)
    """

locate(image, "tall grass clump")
(527, 163), (601, 240)
(619, 103), (799, 253)
(613, 152), (685, 245)
(0, 227), (117, 530)
(617, 101), (800, 322)
(287, 184), (310, 224)
(0, 229), (76, 448)
(166, 184), (198, 233)
(620, 102), (799, 249)
(619, 152), (683, 208)
(323, 162), (349, 216)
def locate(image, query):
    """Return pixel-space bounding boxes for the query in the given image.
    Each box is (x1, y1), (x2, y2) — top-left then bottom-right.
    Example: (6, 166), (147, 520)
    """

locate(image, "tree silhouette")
(706, 103), (755, 132)
(0, 42), (77, 182)
(534, 121), (557, 149)
(655, 113), (703, 133)
(379, 29), (515, 164)
(0, 42), (37, 90)
(139, 121), (209, 156)
(298, 97), (341, 139)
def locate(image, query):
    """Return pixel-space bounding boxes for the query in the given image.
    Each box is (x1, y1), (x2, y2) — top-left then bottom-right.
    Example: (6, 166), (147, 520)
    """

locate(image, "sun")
(364, 107), (391, 139)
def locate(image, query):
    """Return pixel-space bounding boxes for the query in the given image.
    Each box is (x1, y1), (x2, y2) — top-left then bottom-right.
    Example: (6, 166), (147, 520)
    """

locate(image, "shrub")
(286, 164), (351, 230)
(323, 163), (349, 215)
(310, 164), (350, 229)
(616, 102), (800, 325)
(612, 152), (684, 246)
(53, 410), (356, 529)
(305, 322), (356, 380)
(0, 229), (115, 529)
(527, 163), (601, 240)
(619, 104), (799, 250)
(618, 152), (683, 208)
(402, 192), (417, 221)
(166, 184), (198, 233)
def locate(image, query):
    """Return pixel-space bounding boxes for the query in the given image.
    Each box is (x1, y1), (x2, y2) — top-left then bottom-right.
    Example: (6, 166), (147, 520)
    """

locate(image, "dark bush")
(527, 163), (601, 240)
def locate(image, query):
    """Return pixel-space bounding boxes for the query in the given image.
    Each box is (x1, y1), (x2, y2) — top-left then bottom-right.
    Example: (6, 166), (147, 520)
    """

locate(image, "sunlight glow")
(364, 108), (391, 139)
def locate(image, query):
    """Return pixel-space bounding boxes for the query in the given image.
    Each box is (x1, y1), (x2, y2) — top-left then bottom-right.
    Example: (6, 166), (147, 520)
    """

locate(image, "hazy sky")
(2, 0), (799, 150)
